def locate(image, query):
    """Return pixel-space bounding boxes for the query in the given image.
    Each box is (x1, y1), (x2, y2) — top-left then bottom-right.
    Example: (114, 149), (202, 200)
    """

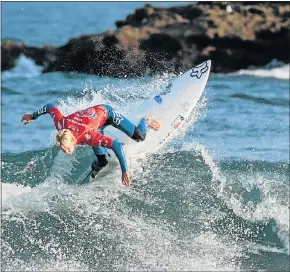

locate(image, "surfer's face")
(59, 141), (75, 154)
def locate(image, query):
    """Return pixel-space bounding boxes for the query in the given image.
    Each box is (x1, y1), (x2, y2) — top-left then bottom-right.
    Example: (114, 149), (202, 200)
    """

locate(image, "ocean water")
(1, 2), (289, 271)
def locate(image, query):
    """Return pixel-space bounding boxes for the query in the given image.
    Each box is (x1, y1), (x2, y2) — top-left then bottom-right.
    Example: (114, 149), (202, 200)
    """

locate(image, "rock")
(1, 40), (23, 71)
(2, 2), (289, 76)
(1, 40), (57, 71)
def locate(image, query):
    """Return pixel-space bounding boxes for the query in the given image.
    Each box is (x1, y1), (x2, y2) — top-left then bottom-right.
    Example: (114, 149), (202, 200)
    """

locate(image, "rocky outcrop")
(2, 2), (289, 76)
(1, 40), (57, 71)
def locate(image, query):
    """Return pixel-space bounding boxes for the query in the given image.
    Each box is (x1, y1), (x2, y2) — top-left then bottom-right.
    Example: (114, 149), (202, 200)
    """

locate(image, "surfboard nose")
(190, 60), (211, 79)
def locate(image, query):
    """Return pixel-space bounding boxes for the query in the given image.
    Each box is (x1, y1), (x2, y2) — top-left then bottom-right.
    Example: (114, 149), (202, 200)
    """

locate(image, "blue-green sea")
(2, 2), (289, 271)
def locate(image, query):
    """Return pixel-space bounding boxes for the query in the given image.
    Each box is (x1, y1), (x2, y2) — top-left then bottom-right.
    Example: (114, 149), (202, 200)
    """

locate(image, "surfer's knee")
(91, 154), (109, 177)
(96, 154), (109, 167)
(131, 126), (146, 142)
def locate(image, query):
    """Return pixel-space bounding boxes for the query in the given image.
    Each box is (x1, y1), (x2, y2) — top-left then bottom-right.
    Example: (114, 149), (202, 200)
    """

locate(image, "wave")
(163, 142), (289, 252)
(1, 183), (32, 203)
(190, 144), (289, 255)
(0, 148), (241, 271)
(231, 93), (289, 108)
(236, 64), (289, 80)
(1, 74), (289, 270)
(2, 54), (43, 79)
(2, 86), (22, 95)
(2, 141), (289, 271)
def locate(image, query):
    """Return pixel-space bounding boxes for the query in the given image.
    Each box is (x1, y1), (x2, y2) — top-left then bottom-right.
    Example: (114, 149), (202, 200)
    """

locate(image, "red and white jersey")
(48, 105), (114, 148)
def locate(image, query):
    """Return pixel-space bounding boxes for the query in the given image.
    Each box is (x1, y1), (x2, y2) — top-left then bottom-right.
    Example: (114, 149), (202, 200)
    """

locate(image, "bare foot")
(144, 117), (160, 131)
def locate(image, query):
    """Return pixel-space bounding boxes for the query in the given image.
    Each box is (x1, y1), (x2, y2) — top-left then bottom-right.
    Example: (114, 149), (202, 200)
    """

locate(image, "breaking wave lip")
(2, 54), (43, 79)
(195, 144), (289, 254)
(214, 60), (289, 80)
(236, 64), (289, 80)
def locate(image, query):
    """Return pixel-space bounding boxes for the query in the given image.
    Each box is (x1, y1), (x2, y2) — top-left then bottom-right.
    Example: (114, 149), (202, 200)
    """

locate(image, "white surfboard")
(122, 60), (211, 157)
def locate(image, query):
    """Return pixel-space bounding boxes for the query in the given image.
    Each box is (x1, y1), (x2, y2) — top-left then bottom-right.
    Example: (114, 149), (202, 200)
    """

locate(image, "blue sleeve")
(112, 141), (128, 172)
(31, 103), (55, 120)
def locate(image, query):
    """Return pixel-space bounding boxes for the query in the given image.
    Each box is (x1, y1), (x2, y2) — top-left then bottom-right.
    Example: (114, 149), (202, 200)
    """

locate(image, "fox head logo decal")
(190, 62), (209, 79)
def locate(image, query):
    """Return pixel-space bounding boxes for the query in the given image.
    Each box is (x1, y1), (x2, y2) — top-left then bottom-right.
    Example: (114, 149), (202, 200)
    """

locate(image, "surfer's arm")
(91, 136), (130, 186)
(31, 103), (63, 120)
(22, 103), (63, 126)
(29, 103), (64, 129)
(111, 141), (128, 173)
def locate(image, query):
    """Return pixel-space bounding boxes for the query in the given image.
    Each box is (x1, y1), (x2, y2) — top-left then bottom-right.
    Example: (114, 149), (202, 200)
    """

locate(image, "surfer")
(21, 103), (160, 186)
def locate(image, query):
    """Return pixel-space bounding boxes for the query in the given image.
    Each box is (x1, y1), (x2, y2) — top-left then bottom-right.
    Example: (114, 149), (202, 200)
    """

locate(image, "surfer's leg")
(116, 117), (160, 141)
(102, 104), (145, 141)
(102, 104), (135, 136)
(91, 147), (110, 178)
(128, 117), (160, 140)
(91, 128), (110, 178)
(131, 118), (147, 141)
(111, 116), (148, 141)
(92, 146), (109, 159)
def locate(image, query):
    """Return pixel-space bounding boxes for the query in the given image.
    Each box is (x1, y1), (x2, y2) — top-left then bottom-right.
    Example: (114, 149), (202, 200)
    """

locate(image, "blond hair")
(55, 129), (73, 146)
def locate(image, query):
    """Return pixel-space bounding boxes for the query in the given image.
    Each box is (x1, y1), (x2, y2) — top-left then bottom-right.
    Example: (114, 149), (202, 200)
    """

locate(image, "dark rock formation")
(1, 40), (57, 71)
(2, 2), (290, 76)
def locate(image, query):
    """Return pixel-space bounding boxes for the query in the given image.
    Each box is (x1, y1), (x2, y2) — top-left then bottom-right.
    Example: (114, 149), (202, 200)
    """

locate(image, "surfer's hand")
(122, 172), (131, 186)
(21, 113), (33, 125)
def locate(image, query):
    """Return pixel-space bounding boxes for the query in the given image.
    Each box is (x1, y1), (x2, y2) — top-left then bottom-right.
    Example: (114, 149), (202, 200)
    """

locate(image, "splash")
(170, 141), (289, 255)
(2, 54), (43, 79)
(2, 183), (32, 203)
(236, 64), (289, 80)
(2, 151), (244, 271)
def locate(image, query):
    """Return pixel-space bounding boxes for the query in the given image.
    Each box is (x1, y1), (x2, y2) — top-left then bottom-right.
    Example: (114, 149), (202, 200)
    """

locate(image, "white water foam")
(3, 258), (89, 272)
(228, 172), (290, 254)
(201, 145), (289, 254)
(2, 183), (32, 203)
(109, 213), (243, 271)
(236, 64), (289, 80)
(2, 149), (242, 271)
(2, 54), (43, 79)
(171, 141), (289, 255)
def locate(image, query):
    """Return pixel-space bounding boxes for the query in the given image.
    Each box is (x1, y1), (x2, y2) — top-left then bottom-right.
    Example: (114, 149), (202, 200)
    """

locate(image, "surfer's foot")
(91, 170), (99, 179)
(144, 116), (160, 131)
(91, 159), (105, 178)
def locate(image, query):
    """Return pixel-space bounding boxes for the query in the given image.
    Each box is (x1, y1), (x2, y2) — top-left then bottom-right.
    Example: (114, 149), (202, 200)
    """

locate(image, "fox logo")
(112, 111), (123, 125)
(37, 106), (47, 115)
(190, 62), (209, 79)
